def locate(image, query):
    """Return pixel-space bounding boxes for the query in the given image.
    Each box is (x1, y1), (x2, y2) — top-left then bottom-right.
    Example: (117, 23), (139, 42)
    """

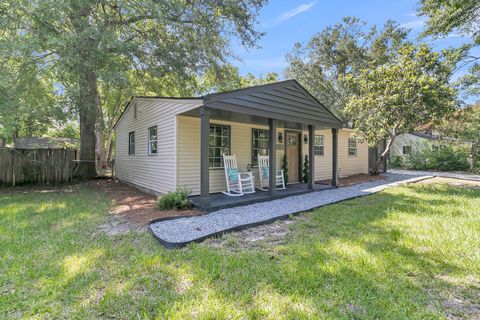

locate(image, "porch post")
(308, 124), (315, 190)
(268, 119), (277, 196)
(200, 107), (211, 207)
(331, 128), (339, 187)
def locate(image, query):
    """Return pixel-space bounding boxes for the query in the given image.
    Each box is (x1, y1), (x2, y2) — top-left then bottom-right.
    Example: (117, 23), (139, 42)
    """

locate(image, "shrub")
(403, 151), (427, 170)
(389, 155), (403, 168)
(155, 187), (192, 210)
(425, 146), (469, 171)
(302, 154), (309, 183)
(282, 154), (289, 185)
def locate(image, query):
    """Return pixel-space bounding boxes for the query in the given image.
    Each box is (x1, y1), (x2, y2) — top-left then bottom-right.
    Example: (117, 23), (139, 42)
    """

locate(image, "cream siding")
(114, 98), (201, 194)
(177, 117), (368, 195)
(337, 130), (369, 177)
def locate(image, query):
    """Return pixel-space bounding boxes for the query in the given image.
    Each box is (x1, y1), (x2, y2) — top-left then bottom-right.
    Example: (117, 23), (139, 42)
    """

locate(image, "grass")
(0, 182), (479, 319)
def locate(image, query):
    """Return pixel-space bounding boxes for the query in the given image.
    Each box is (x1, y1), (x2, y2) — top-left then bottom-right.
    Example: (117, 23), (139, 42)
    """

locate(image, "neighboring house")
(113, 80), (369, 205)
(14, 137), (79, 149)
(389, 132), (440, 158)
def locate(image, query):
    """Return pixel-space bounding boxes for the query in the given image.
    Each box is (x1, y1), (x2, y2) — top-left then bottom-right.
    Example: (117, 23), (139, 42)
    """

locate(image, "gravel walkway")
(389, 169), (480, 182)
(150, 172), (437, 248)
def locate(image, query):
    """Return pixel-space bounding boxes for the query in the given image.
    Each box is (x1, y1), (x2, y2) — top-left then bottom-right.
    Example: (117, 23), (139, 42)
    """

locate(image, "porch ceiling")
(180, 79), (344, 129)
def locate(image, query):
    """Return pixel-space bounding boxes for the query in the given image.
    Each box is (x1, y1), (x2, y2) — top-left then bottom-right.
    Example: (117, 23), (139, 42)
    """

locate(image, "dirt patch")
(205, 216), (305, 250)
(318, 174), (386, 187)
(91, 179), (202, 230)
(417, 177), (480, 188)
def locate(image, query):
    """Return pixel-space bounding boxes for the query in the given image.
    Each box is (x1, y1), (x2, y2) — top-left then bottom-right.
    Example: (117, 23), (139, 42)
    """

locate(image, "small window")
(348, 138), (357, 157)
(148, 126), (158, 155)
(314, 135), (324, 156)
(128, 131), (135, 155)
(209, 125), (230, 168)
(403, 146), (412, 155)
(432, 145), (439, 151)
(252, 129), (269, 166)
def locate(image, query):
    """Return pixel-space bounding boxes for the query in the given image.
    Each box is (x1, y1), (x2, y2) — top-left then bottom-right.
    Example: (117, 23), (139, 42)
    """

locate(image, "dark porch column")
(200, 107), (211, 207)
(308, 124), (315, 190)
(268, 119), (277, 196)
(331, 128), (339, 187)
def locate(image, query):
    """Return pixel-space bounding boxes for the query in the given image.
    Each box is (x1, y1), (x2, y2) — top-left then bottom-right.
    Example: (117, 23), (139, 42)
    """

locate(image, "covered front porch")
(180, 80), (344, 210)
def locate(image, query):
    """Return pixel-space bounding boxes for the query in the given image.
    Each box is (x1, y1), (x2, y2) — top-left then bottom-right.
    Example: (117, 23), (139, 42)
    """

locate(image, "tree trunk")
(77, 69), (98, 178)
(0, 137), (6, 148)
(371, 135), (397, 175)
(95, 89), (107, 169)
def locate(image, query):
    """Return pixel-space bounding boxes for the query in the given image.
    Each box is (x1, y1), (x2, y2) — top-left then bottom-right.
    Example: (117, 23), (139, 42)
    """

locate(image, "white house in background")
(390, 131), (440, 158)
(113, 80), (369, 209)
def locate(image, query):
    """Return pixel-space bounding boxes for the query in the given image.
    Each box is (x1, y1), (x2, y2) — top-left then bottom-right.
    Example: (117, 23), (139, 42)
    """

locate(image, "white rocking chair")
(222, 154), (255, 196)
(258, 155), (286, 191)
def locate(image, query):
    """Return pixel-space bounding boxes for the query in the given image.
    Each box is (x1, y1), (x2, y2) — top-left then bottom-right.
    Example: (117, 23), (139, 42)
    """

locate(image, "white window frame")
(314, 135), (324, 156)
(128, 131), (135, 155)
(148, 126), (158, 155)
(348, 138), (357, 157)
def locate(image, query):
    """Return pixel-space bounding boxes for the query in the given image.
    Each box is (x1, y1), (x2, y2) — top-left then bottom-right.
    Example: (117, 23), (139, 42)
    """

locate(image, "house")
(113, 80), (369, 208)
(389, 131), (440, 158)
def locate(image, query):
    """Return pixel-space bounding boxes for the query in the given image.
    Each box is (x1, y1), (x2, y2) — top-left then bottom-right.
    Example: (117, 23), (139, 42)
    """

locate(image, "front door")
(286, 132), (300, 183)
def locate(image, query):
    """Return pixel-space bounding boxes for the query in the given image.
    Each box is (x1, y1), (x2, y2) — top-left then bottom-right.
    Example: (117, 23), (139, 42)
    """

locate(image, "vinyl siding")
(389, 133), (434, 158)
(337, 130), (369, 177)
(114, 98), (202, 194)
(177, 117), (368, 195)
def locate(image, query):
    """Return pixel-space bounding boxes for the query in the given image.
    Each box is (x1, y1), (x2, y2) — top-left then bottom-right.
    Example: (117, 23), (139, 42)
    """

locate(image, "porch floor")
(190, 183), (335, 211)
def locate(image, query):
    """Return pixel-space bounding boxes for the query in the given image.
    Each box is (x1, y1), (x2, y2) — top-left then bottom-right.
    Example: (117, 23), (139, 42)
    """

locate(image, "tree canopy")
(285, 17), (409, 121)
(344, 44), (458, 173)
(418, 0), (480, 98)
(0, 0), (267, 177)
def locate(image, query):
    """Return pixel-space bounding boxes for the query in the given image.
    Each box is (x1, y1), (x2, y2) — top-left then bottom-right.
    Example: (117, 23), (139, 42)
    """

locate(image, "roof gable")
(203, 80), (343, 128)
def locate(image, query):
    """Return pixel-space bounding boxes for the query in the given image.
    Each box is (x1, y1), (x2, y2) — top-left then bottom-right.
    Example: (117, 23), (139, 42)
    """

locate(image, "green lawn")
(1, 182), (479, 319)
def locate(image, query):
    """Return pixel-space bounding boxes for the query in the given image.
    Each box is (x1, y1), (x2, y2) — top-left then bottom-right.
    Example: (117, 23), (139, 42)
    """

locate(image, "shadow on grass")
(1, 183), (479, 318)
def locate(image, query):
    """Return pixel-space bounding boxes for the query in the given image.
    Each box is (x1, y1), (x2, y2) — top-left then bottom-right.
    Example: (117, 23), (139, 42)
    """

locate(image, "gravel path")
(150, 172), (437, 248)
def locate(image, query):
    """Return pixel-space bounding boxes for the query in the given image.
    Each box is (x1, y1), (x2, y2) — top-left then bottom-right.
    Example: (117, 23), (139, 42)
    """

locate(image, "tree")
(2, 0), (266, 177)
(344, 44), (457, 174)
(418, 0), (480, 97)
(439, 104), (480, 169)
(285, 17), (408, 121)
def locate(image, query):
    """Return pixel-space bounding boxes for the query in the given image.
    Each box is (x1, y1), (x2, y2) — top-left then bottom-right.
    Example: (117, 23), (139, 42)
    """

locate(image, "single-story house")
(114, 80), (369, 208)
(390, 131), (440, 158)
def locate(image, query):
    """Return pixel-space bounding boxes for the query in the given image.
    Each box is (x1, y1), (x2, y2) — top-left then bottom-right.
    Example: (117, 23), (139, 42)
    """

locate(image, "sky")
(231, 0), (478, 86)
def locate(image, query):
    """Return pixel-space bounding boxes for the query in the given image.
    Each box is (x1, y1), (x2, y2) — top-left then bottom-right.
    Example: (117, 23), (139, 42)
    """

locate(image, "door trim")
(284, 130), (302, 184)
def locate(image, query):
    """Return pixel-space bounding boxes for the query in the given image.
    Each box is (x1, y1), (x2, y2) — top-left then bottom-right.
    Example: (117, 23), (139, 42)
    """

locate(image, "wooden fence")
(0, 148), (77, 187)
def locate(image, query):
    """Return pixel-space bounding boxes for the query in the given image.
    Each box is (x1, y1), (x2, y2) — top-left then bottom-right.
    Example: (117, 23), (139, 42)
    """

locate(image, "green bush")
(403, 151), (427, 170)
(389, 155), (403, 168)
(425, 146), (469, 171)
(155, 187), (192, 211)
(398, 145), (470, 172)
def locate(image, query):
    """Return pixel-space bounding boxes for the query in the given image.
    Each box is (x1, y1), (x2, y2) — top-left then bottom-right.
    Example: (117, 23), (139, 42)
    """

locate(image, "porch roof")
(182, 80), (344, 128)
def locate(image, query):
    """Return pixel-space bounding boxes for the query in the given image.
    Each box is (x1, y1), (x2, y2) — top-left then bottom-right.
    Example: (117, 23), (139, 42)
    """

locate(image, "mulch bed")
(92, 179), (202, 226)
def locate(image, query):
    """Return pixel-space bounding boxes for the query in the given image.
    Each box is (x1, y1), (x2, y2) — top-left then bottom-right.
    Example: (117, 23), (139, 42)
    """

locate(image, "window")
(148, 126), (157, 155)
(432, 145), (439, 151)
(128, 131), (135, 155)
(348, 138), (357, 156)
(251, 129), (269, 166)
(209, 125), (230, 168)
(403, 146), (412, 155)
(314, 135), (324, 156)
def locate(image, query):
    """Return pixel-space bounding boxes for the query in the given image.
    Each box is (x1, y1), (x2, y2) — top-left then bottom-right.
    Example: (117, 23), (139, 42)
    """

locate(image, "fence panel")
(0, 148), (76, 187)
